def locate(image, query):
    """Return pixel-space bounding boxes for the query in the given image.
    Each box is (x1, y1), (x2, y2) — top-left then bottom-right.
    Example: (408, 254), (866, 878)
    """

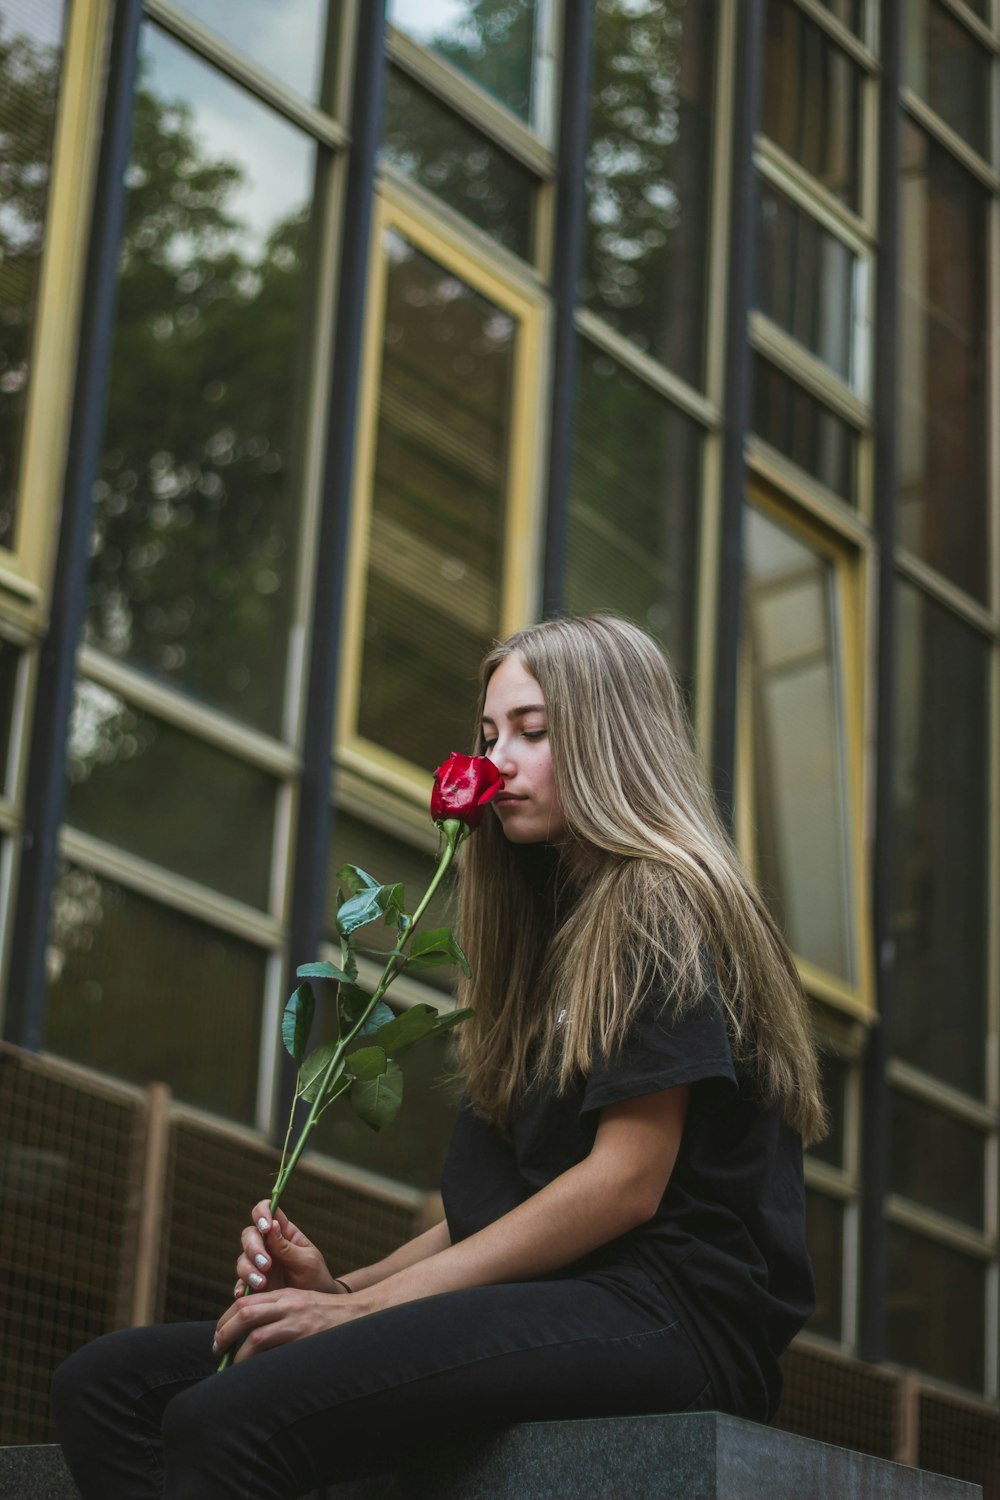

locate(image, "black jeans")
(52, 1270), (717, 1499)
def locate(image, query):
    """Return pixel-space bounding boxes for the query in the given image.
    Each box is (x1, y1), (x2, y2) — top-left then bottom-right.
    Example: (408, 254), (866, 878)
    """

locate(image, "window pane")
(65, 679), (276, 910)
(891, 1091), (985, 1230)
(807, 1051), (849, 1170)
(326, 810), (457, 994)
(0, 0), (69, 550)
(85, 25), (321, 734)
(892, 583), (989, 1098)
(763, 0), (861, 209)
(566, 341), (702, 691)
(44, 866), (266, 1122)
(171, 0), (341, 106)
(752, 355), (858, 505)
(805, 1188), (843, 1340)
(756, 177), (858, 386)
(357, 231), (515, 772)
(582, 0), (717, 387)
(743, 508), (854, 984)
(0, 635), (18, 791)
(887, 1226), (985, 1391)
(897, 122), (989, 602)
(388, 0), (539, 125)
(815, 0), (865, 34)
(905, 0), (991, 159)
(382, 68), (535, 258)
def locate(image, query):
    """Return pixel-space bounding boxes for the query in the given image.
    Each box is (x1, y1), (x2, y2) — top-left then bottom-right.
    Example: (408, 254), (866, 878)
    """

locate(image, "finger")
(236, 1253), (268, 1291)
(252, 1201), (273, 1236)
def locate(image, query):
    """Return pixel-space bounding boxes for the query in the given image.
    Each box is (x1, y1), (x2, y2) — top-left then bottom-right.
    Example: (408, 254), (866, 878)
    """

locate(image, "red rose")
(431, 753), (504, 829)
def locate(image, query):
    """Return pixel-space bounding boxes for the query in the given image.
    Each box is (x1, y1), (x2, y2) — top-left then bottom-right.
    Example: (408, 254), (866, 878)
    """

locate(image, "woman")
(53, 614), (824, 1499)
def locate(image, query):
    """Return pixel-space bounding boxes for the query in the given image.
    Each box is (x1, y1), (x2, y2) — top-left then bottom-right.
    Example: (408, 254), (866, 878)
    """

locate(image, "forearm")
(361, 1155), (642, 1311)
(338, 1218), (451, 1292)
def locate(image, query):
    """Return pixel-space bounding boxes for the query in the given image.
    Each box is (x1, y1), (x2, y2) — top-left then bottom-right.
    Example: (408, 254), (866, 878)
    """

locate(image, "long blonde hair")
(455, 615), (826, 1144)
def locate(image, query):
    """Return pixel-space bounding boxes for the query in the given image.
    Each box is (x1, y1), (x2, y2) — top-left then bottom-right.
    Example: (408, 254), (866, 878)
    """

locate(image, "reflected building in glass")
(0, 0), (998, 1479)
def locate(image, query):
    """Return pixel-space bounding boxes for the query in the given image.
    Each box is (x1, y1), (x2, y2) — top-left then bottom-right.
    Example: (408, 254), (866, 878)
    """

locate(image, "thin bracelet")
(332, 1276), (353, 1294)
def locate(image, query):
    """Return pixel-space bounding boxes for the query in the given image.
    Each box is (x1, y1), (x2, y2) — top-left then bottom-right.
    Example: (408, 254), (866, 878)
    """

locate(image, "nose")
(487, 737), (516, 777)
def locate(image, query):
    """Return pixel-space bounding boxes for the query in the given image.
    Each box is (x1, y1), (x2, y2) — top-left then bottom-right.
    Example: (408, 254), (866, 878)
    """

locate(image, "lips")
(494, 794), (527, 806)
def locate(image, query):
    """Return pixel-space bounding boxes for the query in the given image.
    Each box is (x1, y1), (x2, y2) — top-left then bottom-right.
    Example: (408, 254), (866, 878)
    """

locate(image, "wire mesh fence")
(2, 1042), (998, 1498)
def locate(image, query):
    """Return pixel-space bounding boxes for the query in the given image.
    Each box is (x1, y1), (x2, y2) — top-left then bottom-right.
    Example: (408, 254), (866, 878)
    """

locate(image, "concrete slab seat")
(0, 1413), (983, 1499)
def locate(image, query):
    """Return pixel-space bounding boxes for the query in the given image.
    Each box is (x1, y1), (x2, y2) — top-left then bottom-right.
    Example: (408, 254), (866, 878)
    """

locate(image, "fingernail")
(249, 1272), (264, 1289)
(257, 1217), (269, 1233)
(212, 1340), (219, 1357)
(254, 1254), (268, 1270)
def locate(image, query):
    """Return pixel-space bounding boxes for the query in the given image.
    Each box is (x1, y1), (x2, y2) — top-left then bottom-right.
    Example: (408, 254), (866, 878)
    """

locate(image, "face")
(481, 654), (567, 845)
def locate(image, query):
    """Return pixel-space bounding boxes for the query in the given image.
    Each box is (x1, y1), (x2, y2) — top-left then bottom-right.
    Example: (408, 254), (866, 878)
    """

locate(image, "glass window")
(890, 1091), (985, 1230)
(0, 0), (69, 552)
(897, 121), (989, 603)
(85, 25), (321, 735)
(887, 1225), (985, 1391)
(64, 679), (276, 910)
(752, 354), (859, 505)
(326, 809), (458, 994)
(891, 582), (989, 1099)
(388, 0), (541, 125)
(743, 507), (855, 985)
(382, 68), (535, 258)
(815, 0), (865, 34)
(582, 0), (717, 387)
(44, 865), (267, 1122)
(0, 635), (18, 792)
(171, 0), (341, 107)
(756, 177), (859, 387)
(762, 0), (862, 210)
(805, 1188), (844, 1340)
(565, 340), (702, 693)
(905, 0), (991, 160)
(356, 227), (520, 774)
(807, 1050), (850, 1169)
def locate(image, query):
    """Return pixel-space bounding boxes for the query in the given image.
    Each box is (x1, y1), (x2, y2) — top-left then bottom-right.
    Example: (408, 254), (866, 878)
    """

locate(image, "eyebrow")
(481, 704), (546, 726)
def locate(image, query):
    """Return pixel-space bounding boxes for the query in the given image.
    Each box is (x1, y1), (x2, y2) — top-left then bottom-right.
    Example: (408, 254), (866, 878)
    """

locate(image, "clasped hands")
(213, 1203), (364, 1366)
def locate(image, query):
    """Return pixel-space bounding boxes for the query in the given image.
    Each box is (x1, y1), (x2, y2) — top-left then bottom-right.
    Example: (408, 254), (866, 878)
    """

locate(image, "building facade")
(1, 0), (998, 1479)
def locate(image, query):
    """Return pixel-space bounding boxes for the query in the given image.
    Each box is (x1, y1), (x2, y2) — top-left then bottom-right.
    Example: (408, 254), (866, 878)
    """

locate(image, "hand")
(235, 1204), (341, 1298)
(214, 1286), (366, 1365)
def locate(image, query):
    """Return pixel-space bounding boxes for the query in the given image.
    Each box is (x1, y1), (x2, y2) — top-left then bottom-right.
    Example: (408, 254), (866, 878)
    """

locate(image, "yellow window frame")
(736, 480), (875, 1022)
(337, 182), (548, 806)
(0, 0), (112, 626)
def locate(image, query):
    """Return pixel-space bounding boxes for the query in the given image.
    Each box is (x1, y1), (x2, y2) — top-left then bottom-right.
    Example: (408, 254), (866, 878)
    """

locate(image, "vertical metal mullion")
(711, 0), (763, 829)
(540, 0), (596, 618)
(860, 0), (904, 1367)
(277, 4), (386, 1138)
(3, 0), (144, 1049)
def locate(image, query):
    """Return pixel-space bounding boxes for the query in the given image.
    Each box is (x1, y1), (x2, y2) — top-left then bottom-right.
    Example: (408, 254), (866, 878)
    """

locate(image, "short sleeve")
(581, 977), (738, 1116)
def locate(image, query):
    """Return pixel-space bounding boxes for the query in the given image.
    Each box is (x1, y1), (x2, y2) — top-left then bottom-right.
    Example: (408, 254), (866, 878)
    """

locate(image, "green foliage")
(346, 1045), (387, 1080)
(281, 983), (315, 1064)
(298, 1044), (344, 1104)
(296, 959), (355, 985)
(404, 927), (472, 977)
(335, 863), (379, 895)
(350, 1059), (403, 1132)
(336, 883), (408, 938)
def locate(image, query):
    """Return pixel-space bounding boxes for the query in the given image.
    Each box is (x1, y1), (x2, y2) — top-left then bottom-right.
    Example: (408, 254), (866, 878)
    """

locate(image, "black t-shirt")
(440, 974), (815, 1419)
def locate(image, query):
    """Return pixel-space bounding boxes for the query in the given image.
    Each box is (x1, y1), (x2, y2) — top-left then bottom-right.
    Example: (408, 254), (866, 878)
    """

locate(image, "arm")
(236, 1209), (451, 1297)
(218, 1084), (690, 1361)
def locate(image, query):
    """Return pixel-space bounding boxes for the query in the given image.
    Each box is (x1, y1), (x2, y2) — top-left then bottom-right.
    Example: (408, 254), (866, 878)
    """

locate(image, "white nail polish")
(257, 1217), (269, 1233)
(249, 1272), (264, 1288)
(212, 1340), (219, 1356)
(254, 1254), (268, 1270)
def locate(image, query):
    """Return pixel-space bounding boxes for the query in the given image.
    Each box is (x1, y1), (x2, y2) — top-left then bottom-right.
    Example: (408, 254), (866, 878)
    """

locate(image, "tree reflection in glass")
(358, 230), (514, 773)
(743, 508), (855, 985)
(582, 0), (717, 387)
(0, 1), (68, 550)
(85, 26), (320, 735)
(388, 0), (540, 125)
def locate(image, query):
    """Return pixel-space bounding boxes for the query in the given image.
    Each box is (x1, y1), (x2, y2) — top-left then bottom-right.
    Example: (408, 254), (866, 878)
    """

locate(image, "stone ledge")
(0, 1414), (983, 1500)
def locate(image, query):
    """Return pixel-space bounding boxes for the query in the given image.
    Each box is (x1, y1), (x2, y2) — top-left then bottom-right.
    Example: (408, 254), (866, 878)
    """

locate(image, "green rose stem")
(217, 817), (467, 1372)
